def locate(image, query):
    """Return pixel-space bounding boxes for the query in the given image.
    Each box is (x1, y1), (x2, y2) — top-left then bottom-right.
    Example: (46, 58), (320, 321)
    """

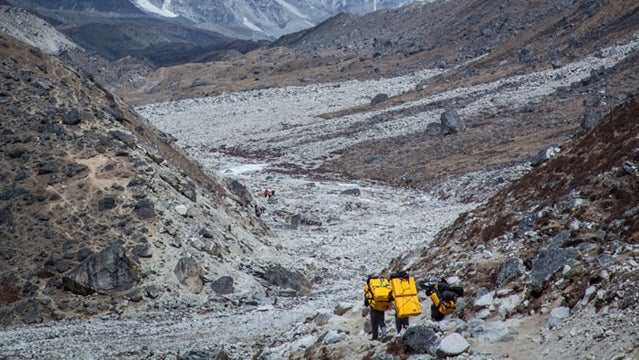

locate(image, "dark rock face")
(62, 244), (138, 296)
(262, 265), (312, 296)
(528, 247), (579, 294)
(210, 276), (234, 295)
(98, 197), (116, 211)
(290, 213), (322, 227)
(227, 179), (252, 206)
(496, 257), (525, 288)
(440, 110), (465, 135)
(134, 199), (155, 219)
(401, 325), (438, 354)
(371, 93), (389, 105)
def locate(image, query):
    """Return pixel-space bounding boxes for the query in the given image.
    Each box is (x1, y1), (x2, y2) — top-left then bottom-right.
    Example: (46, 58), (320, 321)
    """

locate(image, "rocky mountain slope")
(0, 32), (311, 328)
(7, 0), (267, 68)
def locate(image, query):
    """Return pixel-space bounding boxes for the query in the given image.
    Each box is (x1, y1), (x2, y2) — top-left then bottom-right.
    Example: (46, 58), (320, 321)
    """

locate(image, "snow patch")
(223, 163), (269, 176)
(274, 0), (309, 20)
(243, 17), (264, 33)
(133, 0), (178, 18)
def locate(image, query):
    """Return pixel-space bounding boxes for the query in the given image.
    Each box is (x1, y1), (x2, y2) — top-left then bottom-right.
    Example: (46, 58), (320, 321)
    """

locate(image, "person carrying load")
(389, 271), (421, 333)
(364, 276), (392, 340)
(419, 278), (464, 321)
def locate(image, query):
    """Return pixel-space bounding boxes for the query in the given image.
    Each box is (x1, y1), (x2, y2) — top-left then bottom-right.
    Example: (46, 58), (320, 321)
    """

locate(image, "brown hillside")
(0, 33), (262, 325)
(406, 93), (639, 318)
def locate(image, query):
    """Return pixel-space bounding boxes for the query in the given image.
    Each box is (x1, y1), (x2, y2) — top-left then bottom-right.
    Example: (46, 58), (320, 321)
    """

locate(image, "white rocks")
(547, 306), (570, 329)
(496, 288), (514, 297)
(477, 308), (492, 319)
(437, 333), (470, 356)
(581, 286), (597, 306)
(474, 291), (495, 308)
(175, 204), (189, 216)
(498, 294), (522, 320)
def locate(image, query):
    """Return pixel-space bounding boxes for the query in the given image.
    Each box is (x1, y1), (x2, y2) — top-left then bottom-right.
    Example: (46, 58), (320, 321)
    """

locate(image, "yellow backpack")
(364, 278), (392, 311)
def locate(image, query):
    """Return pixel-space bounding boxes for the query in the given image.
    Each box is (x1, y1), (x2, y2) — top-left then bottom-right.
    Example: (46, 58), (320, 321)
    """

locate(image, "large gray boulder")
(437, 332), (470, 356)
(174, 257), (204, 294)
(262, 265), (312, 296)
(440, 109), (465, 135)
(210, 276), (234, 295)
(528, 247), (578, 294)
(63, 243), (138, 295)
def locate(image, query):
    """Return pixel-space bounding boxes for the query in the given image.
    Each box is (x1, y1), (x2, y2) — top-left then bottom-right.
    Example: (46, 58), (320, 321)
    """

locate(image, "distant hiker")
(263, 189), (269, 198)
(263, 189), (274, 198)
(364, 276), (392, 341)
(419, 279), (464, 321)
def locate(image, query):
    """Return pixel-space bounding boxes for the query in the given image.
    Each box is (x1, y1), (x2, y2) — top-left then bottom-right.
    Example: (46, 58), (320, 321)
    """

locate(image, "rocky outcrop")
(63, 244), (138, 296)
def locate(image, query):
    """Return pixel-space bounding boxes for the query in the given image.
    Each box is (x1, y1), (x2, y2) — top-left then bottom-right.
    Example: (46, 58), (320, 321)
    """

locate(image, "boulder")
(370, 93), (389, 105)
(63, 243), (138, 295)
(174, 257), (204, 294)
(210, 276), (234, 295)
(528, 247), (578, 294)
(226, 179), (252, 206)
(290, 213), (322, 227)
(262, 265), (312, 296)
(110, 130), (136, 148)
(440, 109), (465, 135)
(134, 198), (155, 220)
(340, 188), (361, 196)
(437, 333), (470, 356)
(37, 162), (59, 175)
(474, 291), (494, 308)
(547, 306), (570, 329)
(333, 302), (353, 316)
(98, 197), (116, 211)
(463, 319), (513, 343)
(495, 257), (525, 287)
(401, 325), (438, 354)
(66, 163), (88, 177)
(62, 109), (82, 125)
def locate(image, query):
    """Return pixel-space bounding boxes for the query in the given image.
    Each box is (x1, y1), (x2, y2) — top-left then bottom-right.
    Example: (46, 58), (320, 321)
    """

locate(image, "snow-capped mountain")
(134, 0), (423, 39)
